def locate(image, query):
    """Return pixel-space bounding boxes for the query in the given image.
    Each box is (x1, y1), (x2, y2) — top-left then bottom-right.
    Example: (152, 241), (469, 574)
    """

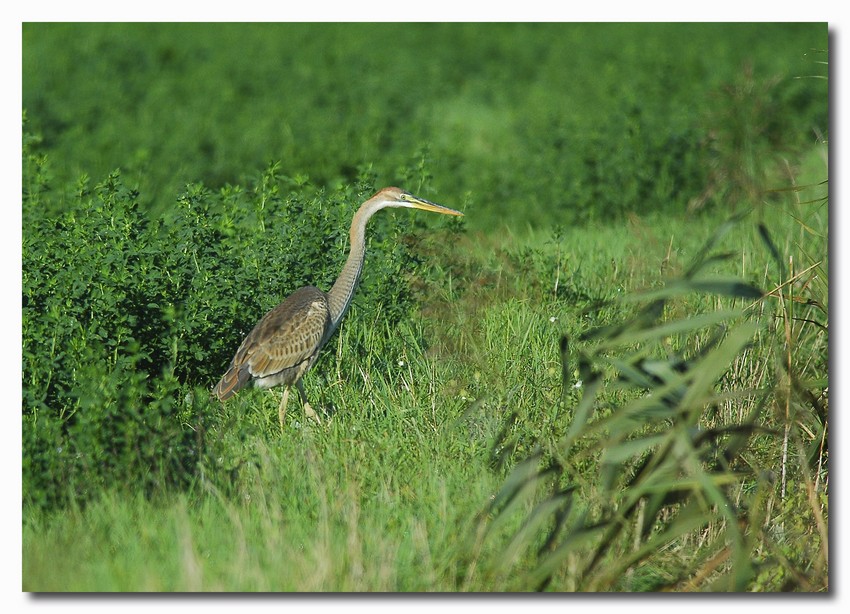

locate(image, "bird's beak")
(400, 192), (464, 217)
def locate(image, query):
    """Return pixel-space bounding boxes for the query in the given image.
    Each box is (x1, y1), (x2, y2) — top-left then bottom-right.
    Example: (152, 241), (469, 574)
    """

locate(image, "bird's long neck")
(326, 201), (380, 329)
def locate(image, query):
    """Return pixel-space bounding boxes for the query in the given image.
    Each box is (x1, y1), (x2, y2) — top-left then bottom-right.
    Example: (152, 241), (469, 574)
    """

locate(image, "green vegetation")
(22, 23), (827, 591)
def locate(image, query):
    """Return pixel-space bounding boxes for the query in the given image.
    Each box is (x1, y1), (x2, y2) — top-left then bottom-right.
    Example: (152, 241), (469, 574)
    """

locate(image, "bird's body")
(213, 187), (463, 427)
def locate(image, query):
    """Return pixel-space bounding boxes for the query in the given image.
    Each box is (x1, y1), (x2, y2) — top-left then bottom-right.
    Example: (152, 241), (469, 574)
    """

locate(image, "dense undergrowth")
(22, 146), (464, 509)
(21, 23), (828, 591)
(23, 23), (826, 229)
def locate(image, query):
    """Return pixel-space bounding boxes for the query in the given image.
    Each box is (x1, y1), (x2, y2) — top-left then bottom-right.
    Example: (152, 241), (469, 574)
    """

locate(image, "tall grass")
(22, 191), (827, 591)
(462, 200), (828, 590)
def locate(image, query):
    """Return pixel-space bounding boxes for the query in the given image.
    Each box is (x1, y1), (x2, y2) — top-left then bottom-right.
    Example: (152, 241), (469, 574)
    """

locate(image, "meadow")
(21, 23), (828, 591)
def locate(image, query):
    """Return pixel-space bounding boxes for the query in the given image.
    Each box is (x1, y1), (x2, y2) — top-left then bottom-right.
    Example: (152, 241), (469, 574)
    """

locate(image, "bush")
(23, 23), (827, 229)
(22, 122), (455, 509)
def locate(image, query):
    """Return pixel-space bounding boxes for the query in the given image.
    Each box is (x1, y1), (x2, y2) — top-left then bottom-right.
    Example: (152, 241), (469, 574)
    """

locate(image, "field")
(21, 23), (828, 592)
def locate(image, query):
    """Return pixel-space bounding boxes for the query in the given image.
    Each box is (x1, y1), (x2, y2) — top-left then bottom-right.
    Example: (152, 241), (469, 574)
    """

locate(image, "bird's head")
(369, 186), (464, 217)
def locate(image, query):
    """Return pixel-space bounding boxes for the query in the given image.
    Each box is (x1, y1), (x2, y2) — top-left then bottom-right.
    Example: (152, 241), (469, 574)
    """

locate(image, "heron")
(212, 187), (463, 428)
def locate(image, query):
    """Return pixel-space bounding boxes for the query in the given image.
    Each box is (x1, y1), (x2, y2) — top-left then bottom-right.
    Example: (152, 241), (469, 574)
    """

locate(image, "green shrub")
(22, 120), (456, 509)
(23, 23), (827, 229)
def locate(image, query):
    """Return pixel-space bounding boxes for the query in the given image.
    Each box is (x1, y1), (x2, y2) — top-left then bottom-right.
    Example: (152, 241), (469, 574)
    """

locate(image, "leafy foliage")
(22, 23), (827, 229)
(21, 125), (456, 509)
(470, 213), (828, 591)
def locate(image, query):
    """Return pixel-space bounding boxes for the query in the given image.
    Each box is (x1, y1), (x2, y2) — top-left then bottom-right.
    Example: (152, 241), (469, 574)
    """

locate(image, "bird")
(212, 187), (463, 428)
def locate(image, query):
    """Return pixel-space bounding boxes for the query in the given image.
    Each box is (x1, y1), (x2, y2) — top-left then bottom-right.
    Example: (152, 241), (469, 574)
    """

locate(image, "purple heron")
(213, 187), (463, 427)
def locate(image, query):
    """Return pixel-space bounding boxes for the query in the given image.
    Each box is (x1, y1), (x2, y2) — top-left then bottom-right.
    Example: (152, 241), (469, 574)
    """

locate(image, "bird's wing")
(213, 286), (331, 399)
(243, 287), (331, 379)
(242, 286), (330, 378)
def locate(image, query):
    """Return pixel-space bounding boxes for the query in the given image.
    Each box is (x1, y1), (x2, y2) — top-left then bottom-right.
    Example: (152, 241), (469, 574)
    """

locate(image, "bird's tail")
(212, 365), (251, 401)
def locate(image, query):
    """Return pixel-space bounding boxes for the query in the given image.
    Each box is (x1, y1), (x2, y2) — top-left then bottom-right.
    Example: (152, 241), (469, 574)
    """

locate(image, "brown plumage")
(212, 187), (463, 428)
(213, 287), (331, 400)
